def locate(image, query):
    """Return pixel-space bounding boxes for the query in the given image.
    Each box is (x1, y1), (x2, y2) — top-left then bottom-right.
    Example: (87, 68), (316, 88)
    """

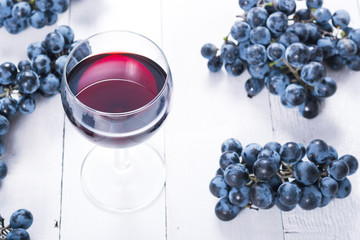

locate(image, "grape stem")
(282, 59), (301, 82)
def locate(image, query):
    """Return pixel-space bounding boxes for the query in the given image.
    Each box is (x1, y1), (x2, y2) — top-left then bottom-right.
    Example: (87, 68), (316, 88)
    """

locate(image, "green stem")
(282, 59), (301, 82)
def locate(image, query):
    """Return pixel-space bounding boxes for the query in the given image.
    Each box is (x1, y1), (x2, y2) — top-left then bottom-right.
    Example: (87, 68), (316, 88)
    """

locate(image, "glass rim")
(63, 29), (171, 117)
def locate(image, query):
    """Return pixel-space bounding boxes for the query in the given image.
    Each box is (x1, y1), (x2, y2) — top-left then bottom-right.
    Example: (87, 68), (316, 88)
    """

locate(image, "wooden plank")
(0, 13), (70, 239)
(267, 1), (360, 239)
(59, 0), (166, 239)
(162, 0), (284, 239)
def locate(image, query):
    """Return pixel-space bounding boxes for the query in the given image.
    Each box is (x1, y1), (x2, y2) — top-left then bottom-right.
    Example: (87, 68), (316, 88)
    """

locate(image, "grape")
(221, 44), (239, 64)
(221, 138), (242, 156)
(336, 39), (357, 58)
(219, 151), (240, 171)
(6, 228), (30, 240)
(0, 97), (18, 119)
(247, 7), (268, 28)
(228, 185), (250, 207)
(326, 55), (346, 71)
(215, 197), (241, 221)
(32, 54), (51, 75)
(238, 40), (251, 61)
(4, 17), (27, 34)
(207, 56), (223, 72)
(209, 175), (230, 198)
(339, 155), (358, 175)
(298, 185), (322, 210)
(16, 70), (40, 94)
(11, 2), (31, 19)
(349, 29), (360, 48)
(328, 146), (338, 161)
(313, 8), (332, 24)
(40, 73), (60, 96)
(28, 10), (48, 29)
(225, 58), (245, 76)
(245, 78), (264, 98)
(231, 21), (251, 42)
(294, 9), (311, 22)
(35, 0), (52, 12)
(224, 163), (249, 187)
(306, 139), (330, 165)
(257, 148), (281, 168)
(264, 142), (281, 153)
(44, 31), (65, 54)
(253, 158), (278, 181)
(0, 0), (13, 18)
(10, 209), (33, 230)
(347, 55), (360, 71)
(308, 45), (324, 62)
(331, 9), (350, 29)
(18, 95), (36, 114)
(298, 96), (320, 119)
(277, 182), (302, 206)
(201, 43), (218, 59)
(50, 0), (70, 14)
(0, 114), (10, 135)
(313, 77), (337, 98)
(46, 10), (58, 26)
(328, 159), (350, 181)
(0, 62), (17, 85)
(249, 26), (271, 45)
(286, 22), (309, 43)
(318, 176), (338, 197)
(27, 42), (46, 61)
(248, 63), (269, 80)
(306, 23), (322, 44)
(274, 0), (296, 16)
(280, 142), (303, 164)
(245, 44), (267, 66)
(266, 11), (288, 36)
(293, 161), (319, 185)
(276, 197), (296, 211)
(278, 32), (299, 47)
(306, 0), (323, 9)
(267, 43), (286, 62)
(319, 194), (332, 207)
(55, 55), (68, 76)
(0, 139), (5, 157)
(0, 159), (7, 180)
(17, 60), (32, 71)
(300, 62), (326, 86)
(284, 83), (307, 106)
(55, 25), (75, 48)
(249, 182), (273, 209)
(285, 43), (310, 68)
(335, 178), (351, 199)
(317, 37), (337, 59)
(238, 0), (257, 11)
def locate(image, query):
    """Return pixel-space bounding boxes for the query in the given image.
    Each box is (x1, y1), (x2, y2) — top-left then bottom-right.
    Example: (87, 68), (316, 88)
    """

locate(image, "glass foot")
(80, 143), (166, 212)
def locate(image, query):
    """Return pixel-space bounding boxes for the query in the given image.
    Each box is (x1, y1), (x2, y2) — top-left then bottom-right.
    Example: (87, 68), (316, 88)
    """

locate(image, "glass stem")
(113, 149), (131, 172)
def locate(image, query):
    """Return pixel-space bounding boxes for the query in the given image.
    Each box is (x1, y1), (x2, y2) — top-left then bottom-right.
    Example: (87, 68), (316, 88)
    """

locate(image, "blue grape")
(278, 32), (299, 47)
(286, 22), (309, 43)
(293, 161), (319, 185)
(0, 97), (18, 119)
(349, 29), (360, 48)
(0, 62), (17, 85)
(277, 182), (302, 206)
(340, 155), (358, 175)
(264, 141), (281, 153)
(245, 44), (267, 66)
(246, 7), (268, 28)
(45, 10), (57, 25)
(318, 177), (338, 197)
(335, 178), (351, 199)
(300, 61), (326, 86)
(238, 40), (251, 61)
(319, 195), (332, 207)
(16, 70), (40, 94)
(332, 10), (350, 29)
(280, 142), (303, 164)
(32, 54), (51, 75)
(306, 23), (322, 44)
(257, 148), (281, 168)
(336, 39), (357, 58)
(250, 26), (271, 45)
(313, 76), (337, 98)
(225, 58), (245, 76)
(40, 73), (60, 96)
(266, 11), (288, 36)
(28, 10), (47, 29)
(253, 158), (278, 181)
(45, 31), (65, 54)
(4, 17), (27, 34)
(207, 56), (223, 72)
(267, 43), (285, 62)
(280, 94), (296, 108)
(221, 138), (242, 156)
(6, 228), (30, 240)
(209, 175), (230, 198)
(306, 0), (323, 9)
(298, 185), (322, 210)
(0, 139), (5, 157)
(55, 55), (68, 76)
(201, 43), (217, 59)
(224, 163), (249, 187)
(276, 197), (296, 211)
(27, 41), (46, 61)
(215, 168), (224, 176)
(285, 42), (310, 68)
(238, 0), (257, 11)
(35, 0), (52, 12)
(242, 143), (262, 167)
(55, 25), (74, 47)
(308, 45), (324, 62)
(298, 96), (320, 119)
(328, 146), (338, 161)
(229, 185), (250, 208)
(313, 8), (332, 24)
(18, 60), (32, 71)
(11, 2), (31, 19)
(274, 0), (296, 15)
(10, 209), (33, 229)
(249, 182), (274, 209)
(248, 63), (270, 79)
(219, 151), (240, 170)
(284, 83), (307, 106)
(317, 37), (337, 59)
(326, 55), (346, 70)
(306, 139), (330, 164)
(265, 70), (290, 95)
(0, 114), (9, 135)
(215, 197), (241, 221)
(317, 21), (333, 32)
(50, 0), (70, 13)
(0, 159), (7, 180)
(328, 159), (349, 181)
(347, 55), (360, 71)
(294, 9), (311, 22)
(0, 0), (13, 18)
(231, 21), (251, 42)
(18, 95), (36, 114)
(245, 78), (264, 98)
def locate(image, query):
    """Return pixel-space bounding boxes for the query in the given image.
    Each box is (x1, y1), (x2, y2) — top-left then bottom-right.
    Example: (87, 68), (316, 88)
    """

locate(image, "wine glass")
(60, 30), (173, 212)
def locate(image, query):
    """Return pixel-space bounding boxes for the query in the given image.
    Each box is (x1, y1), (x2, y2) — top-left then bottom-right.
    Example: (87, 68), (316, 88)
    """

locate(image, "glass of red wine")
(61, 31), (173, 212)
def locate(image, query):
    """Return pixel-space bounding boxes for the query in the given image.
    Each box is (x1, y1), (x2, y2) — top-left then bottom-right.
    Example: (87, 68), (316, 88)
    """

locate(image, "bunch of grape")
(0, 0), (69, 34)
(0, 209), (33, 240)
(209, 138), (358, 221)
(201, 0), (360, 119)
(0, 25), (76, 183)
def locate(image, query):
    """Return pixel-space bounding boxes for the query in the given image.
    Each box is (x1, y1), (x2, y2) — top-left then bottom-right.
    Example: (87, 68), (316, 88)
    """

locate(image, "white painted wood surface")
(0, 0), (360, 239)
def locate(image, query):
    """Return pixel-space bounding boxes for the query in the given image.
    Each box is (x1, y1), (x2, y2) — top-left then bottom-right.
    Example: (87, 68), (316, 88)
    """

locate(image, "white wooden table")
(1, 0), (360, 239)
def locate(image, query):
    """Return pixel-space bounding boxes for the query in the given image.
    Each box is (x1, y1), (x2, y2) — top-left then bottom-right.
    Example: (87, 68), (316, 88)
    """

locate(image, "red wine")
(68, 53), (165, 113)
(64, 52), (170, 148)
